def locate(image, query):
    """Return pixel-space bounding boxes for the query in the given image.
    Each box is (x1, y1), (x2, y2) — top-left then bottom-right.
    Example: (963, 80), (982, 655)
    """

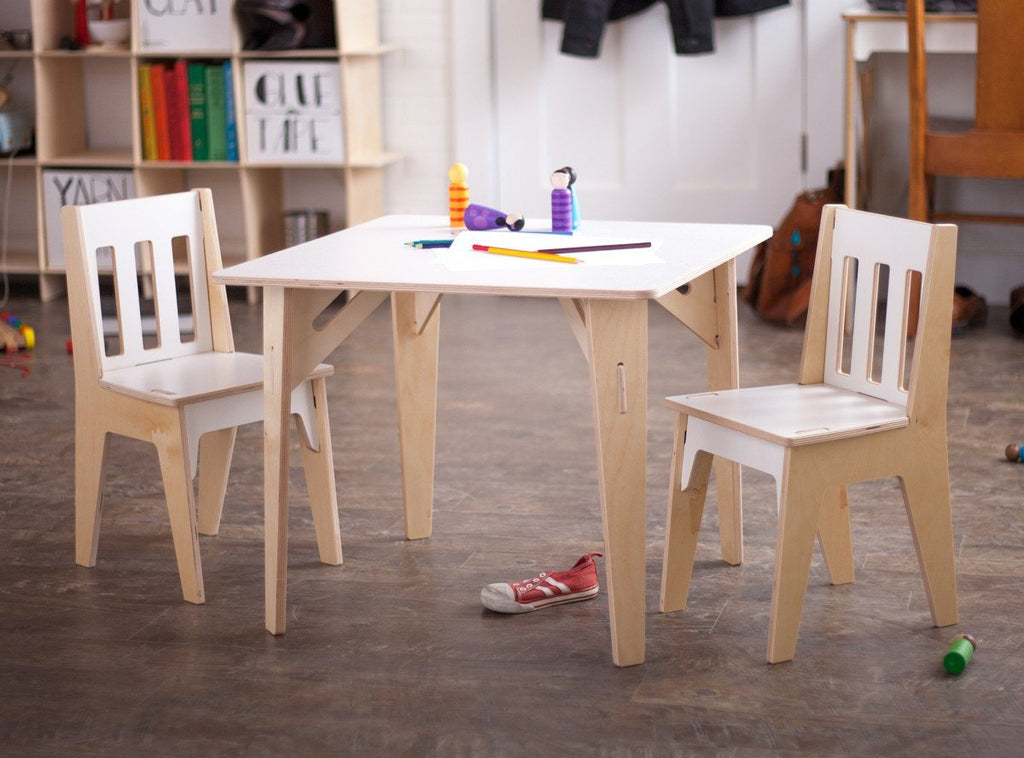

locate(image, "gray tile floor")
(1, 283), (1022, 755)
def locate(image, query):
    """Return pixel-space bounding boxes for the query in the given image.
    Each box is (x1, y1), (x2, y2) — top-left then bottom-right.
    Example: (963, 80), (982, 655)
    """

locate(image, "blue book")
(222, 60), (238, 162)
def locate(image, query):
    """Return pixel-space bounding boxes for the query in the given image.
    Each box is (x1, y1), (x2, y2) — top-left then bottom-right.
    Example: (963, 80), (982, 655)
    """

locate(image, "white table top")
(214, 215), (771, 300)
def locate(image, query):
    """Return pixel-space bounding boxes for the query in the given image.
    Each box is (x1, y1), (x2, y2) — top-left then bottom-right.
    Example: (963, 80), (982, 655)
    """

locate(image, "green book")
(187, 63), (208, 161)
(204, 63), (228, 162)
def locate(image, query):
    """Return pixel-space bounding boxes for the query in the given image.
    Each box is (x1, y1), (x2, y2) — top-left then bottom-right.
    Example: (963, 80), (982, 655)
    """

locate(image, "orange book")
(149, 62), (171, 161)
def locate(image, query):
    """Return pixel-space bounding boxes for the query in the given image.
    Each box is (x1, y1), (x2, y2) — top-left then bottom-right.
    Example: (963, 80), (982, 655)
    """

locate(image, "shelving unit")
(0, 0), (398, 301)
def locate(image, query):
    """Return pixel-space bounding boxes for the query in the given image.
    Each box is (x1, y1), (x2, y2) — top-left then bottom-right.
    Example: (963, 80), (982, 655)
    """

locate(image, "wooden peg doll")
(550, 169), (572, 232)
(559, 165), (580, 229)
(449, 163), (469, 227)
(463, 203), (525, 231)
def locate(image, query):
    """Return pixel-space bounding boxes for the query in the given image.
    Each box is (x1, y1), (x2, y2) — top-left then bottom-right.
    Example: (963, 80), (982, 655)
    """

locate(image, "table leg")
(263, 286), (294, 635)
(845, 19), (858, 209)
(584, 298), (647, 667)
(391, 292), (441, 540)
(705, 260), (743, 566)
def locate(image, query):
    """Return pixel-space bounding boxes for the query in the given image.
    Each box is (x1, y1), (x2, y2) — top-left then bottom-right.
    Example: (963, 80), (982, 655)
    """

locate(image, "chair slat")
(76, 192), (214, 371)
(824, 208), (933, 406)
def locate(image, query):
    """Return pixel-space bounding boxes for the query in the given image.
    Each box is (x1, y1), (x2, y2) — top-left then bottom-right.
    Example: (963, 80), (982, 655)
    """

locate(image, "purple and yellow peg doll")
(550, 169), (573, 233)
(449, 163), (469, 228)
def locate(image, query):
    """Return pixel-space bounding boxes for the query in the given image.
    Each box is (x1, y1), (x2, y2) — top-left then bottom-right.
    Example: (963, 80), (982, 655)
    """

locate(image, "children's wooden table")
(214, 214), (771, 667)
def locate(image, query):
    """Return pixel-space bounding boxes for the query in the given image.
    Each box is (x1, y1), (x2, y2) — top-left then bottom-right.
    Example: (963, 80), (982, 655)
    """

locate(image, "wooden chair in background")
(660, 205), (959, 663)
(64, 189), (342, 604)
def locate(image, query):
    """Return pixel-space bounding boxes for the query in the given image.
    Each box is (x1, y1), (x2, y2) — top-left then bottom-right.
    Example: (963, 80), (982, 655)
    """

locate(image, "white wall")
(380, 0), (456, 216)
(377, 0), (1021, 304)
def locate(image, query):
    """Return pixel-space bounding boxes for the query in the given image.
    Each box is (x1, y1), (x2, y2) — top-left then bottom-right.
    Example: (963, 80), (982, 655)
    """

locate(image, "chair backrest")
(63, 189), (233, 380)
(909, 0), (1024, 131)
(799, 206), (957, 416)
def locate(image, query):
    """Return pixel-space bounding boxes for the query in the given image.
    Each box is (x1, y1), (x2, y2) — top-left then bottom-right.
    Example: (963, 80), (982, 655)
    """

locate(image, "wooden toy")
(550, 169), (572, 232)
(0, 313), (34, 352)
(1005, 444), (1023, 462)
(463, 203), (525, 231)
(449, 163), (469, 227)
(559, 165), (580, 229)
(943, 633), (977, 675)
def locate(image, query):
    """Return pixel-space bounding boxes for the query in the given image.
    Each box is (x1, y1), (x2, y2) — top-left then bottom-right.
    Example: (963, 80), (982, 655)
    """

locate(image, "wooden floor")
(1, 283), (1023, 755)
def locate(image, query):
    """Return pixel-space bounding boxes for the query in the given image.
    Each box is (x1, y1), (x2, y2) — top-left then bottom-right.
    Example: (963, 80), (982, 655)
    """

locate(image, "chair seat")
(665, 383), (909, 447)
(101, 352), (334, 407)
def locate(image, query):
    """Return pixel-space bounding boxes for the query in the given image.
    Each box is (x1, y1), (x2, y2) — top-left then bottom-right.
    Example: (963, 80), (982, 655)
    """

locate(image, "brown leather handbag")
(742, 169), (843, 326)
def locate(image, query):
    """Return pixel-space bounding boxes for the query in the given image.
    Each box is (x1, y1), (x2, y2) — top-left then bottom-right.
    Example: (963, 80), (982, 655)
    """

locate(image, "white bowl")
(87, 19), (130, 48)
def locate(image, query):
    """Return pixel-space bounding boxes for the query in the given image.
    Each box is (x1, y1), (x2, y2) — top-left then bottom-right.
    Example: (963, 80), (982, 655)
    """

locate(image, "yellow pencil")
(471, 244), (579, 264)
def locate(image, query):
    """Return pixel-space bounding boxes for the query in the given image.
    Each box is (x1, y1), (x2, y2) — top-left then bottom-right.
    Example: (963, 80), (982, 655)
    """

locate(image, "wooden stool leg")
(660, 415), (713, 613)
(899, 467), (958, 627)
(75, 421), (110, 567)
(298, 377), (342, 566)
(817, 484), (855, 586)
(156, 419), (205, 605)
(197, 427), (236, 537)
(767, 455), (825, 664)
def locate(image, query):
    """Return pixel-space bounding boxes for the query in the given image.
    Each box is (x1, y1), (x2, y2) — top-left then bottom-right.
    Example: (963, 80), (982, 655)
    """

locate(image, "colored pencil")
(471, 244), (579, 264)
(405, 239), (454, 248)
(536, 241), (652, 254)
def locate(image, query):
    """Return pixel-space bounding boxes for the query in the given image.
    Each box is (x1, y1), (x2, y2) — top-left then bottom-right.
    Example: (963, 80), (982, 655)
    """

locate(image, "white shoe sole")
(480, 583), (599, 613)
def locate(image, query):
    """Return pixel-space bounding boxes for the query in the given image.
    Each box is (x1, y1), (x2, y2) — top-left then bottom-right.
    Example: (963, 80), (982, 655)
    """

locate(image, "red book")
(163, 65), (183, 160)
(149, 63), (171, 161)
(171, 60), (193, 162)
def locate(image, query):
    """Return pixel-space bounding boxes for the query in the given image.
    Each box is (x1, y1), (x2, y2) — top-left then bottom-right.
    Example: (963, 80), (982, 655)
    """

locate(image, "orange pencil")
(471, 244), (579, 264)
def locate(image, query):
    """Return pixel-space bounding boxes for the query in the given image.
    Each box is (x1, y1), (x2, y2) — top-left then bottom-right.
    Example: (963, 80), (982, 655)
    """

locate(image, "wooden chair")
(908, 0), (1024, 225)
(660, 205), (959, 663)
(63, 189), (342, 604)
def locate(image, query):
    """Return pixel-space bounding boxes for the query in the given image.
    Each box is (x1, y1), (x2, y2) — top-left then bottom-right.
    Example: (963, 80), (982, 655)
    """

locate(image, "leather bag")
(742, 168), (843, 326)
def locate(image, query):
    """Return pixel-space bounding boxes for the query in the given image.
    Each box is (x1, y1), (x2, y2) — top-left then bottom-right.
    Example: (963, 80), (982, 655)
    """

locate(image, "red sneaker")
(480, 552), (603, 613)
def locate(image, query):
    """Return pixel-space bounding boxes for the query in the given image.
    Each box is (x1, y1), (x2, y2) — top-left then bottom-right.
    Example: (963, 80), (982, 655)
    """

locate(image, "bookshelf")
(0, 0), (399, 301)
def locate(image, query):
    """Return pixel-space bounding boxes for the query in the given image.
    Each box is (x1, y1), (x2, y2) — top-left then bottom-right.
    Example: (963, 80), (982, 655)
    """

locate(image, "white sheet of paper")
(433, 231), (663, 272)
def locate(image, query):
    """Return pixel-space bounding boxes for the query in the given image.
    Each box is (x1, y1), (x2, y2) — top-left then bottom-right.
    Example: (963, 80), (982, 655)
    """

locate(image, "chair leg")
(297, 377), (342, 566)
(660, 415), (714, 613)
(715, 456), (743, 566)
(197, 427), (237, 537)
(817, 484), (855, 586)
(155, 419), (205, 604)
(899, 467), (958, 627)
(75, 420), (110, 567)
(767, 453), (826, 664)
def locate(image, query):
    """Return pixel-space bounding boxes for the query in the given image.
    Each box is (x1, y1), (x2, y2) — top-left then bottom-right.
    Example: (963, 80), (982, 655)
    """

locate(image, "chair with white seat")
(63, 188), (342, 604)
(660, 205), (959, 663)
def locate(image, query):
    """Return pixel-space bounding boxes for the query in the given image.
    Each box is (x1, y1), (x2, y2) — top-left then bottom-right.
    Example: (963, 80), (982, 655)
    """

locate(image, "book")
(205, 63), (228, 162)
(242, 61), (345, 164)
(222, 61), (238, 162)
(187, 62), (208, 161)
(164, 65), (183, 160)
(138, 63), (158, 161)
(171, 60), (193, 162)
(149, 62), (171, 161)
(138, 2), (232, 53)
(42, 169), (135, 269)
